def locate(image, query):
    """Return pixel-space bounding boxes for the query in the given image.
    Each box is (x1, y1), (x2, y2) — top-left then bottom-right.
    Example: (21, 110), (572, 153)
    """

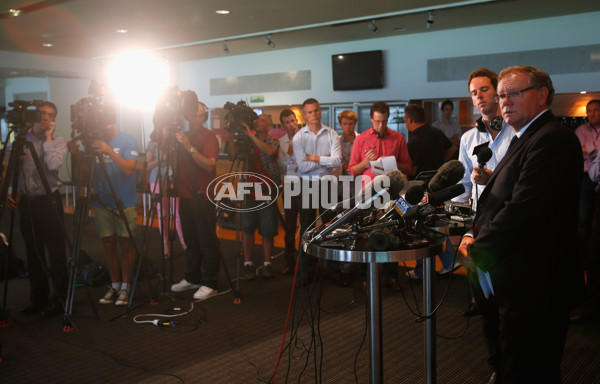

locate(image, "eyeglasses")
(494, 86), (537, 102)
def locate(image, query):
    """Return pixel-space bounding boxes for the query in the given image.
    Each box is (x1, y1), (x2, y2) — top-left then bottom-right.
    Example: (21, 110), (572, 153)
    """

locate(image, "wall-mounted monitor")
(332, 50), (384, 91)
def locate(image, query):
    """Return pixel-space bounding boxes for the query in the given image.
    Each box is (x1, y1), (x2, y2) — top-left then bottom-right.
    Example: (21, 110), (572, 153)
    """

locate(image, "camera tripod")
(0, 124), (73, 327)
(64, 141), (153, 329)
(225, 150), (250, 303)
(138, 133), (193, 315)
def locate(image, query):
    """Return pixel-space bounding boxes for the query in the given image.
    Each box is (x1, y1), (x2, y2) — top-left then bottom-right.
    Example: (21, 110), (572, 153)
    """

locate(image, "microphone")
(404, 180), (426, 205)
(383, 181), (427, 219)
(426, 184), (466, 207)
(390, 182), (464, 219)
(311, 170), (406, 243)
(477, 147), (493, 169)
(427, 160), (466, 193)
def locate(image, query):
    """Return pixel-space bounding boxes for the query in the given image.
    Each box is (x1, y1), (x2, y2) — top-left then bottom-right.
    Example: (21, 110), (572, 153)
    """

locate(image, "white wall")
(5, 77), (49, 103)
(178, 11), (600, 108)
(0, 49), (101, 80)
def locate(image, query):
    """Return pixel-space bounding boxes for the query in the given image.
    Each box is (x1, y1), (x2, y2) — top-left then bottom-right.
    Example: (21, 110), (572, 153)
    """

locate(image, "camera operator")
(169, 102), (222, 300)
(67, 107), (139, 307)
(8, 101), (68, 319)
(235, 114), (281, 280)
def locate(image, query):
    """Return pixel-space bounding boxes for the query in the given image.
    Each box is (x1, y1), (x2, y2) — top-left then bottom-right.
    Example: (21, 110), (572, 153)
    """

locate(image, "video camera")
(3, 100), (43, 131)
(70, 97), (115, 143)
(152, 86), (199, 135)
(70, 80), (116, 144)
(223, 100), (258, 154)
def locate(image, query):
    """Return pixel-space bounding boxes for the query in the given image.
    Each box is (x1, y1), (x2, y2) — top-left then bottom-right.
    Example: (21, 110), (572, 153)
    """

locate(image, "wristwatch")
(189, 147), (196, 154)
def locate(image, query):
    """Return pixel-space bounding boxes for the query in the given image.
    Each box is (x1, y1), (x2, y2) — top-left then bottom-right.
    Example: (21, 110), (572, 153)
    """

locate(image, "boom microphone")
(427, 160), (465, 193)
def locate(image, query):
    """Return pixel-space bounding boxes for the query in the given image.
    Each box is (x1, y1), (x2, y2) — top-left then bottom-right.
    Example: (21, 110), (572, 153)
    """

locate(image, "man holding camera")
(9, 101), (68, 319)
(68, 107), (139, 307)
(170, 102), (222, 300)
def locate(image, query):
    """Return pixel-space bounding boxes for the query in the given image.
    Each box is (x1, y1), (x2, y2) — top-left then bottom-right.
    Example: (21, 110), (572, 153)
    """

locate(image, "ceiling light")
(116, 29), (128, 34)
(216, 9), (230, 15)
(265, 35), (275, 48)
(426, 11), (435, 29)
(42, 43), (53, 48)
(580, 91), (587, 94)
(368, 19), (379, 33)
(222, 42), (229, 54)
(9, 8), (21, 17)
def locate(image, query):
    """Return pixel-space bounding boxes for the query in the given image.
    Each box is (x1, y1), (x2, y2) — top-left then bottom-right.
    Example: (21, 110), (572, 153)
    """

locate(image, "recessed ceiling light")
(216, 9), (230, 15)
(116, 29), (128, 34)
(580, 91), (587, 94)
(43, 43), (53, 48)
(9, 8), (21, 17)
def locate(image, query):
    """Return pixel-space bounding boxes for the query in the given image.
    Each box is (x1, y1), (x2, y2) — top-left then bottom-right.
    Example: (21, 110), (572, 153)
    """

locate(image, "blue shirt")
(93, 131), (139, 209)
(454, 120), (515, 210)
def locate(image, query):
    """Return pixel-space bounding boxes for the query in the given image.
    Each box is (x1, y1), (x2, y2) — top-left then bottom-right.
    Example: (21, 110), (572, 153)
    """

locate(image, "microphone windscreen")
(427, 184), (466, 207)
(428, 160), (466, 193)
(477, 147), (493, 165)
(405, 181), (426, 205)
(383, 169), (407, 199)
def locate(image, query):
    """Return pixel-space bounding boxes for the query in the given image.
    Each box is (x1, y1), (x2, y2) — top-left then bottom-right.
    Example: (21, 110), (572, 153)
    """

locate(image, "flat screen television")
(332, 50), (384, 91)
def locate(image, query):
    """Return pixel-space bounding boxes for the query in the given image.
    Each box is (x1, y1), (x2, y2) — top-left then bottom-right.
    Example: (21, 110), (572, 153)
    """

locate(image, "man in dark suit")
(458, 65), (584, 383)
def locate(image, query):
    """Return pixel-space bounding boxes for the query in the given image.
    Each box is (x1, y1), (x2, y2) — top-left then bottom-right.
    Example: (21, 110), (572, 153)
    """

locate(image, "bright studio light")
(107, 52), (169, 109)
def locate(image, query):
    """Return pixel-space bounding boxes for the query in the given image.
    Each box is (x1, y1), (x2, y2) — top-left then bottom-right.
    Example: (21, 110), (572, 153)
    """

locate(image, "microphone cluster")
(307, 161), (467, 251)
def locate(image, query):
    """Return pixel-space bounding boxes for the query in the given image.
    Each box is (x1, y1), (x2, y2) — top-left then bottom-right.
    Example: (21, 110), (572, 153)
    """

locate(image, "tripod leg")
(64, 154), (99, 332)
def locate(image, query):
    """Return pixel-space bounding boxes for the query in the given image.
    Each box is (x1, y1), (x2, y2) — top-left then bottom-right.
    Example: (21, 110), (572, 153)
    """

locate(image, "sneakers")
(261, 264), (273, 279)
(99, 287), (117, 304)
(193, 286), (217, 300)
(406, 270), (423, 280)
(171, 278), (201, 292)
(115, 290), (129, 306)
(244, 264), (257, 280)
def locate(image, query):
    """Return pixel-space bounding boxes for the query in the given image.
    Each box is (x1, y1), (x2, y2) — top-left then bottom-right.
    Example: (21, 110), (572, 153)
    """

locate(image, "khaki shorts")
(94, 206), (138, 238)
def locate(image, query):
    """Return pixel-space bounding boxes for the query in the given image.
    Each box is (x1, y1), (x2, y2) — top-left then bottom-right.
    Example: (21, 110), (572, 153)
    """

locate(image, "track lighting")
(426, 11), (434, 29)
(368, 19), (379, 33)
(222, 42), (229, 54)
(265, 34), (275, 48)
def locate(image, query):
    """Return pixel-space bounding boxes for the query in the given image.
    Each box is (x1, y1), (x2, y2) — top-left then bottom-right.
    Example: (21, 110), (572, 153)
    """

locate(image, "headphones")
(475, 116), (503, 132)
(375, 130), (386, 139)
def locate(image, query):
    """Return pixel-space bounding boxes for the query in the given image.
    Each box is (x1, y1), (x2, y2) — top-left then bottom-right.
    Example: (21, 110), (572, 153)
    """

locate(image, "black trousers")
(282, 193), (301, 270)
(18, 190), (68, 308)
(179, 197), (221, 290)
(297, 179), (337, 276)
(469, 271), (570, 383)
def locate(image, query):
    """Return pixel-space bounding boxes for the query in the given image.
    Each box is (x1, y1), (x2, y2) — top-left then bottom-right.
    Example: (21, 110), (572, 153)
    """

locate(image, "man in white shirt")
(292, 98), (341, 280)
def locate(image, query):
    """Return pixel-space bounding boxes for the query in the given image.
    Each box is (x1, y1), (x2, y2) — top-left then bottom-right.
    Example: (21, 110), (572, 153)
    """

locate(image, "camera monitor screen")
(332, 50), (384, 91)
